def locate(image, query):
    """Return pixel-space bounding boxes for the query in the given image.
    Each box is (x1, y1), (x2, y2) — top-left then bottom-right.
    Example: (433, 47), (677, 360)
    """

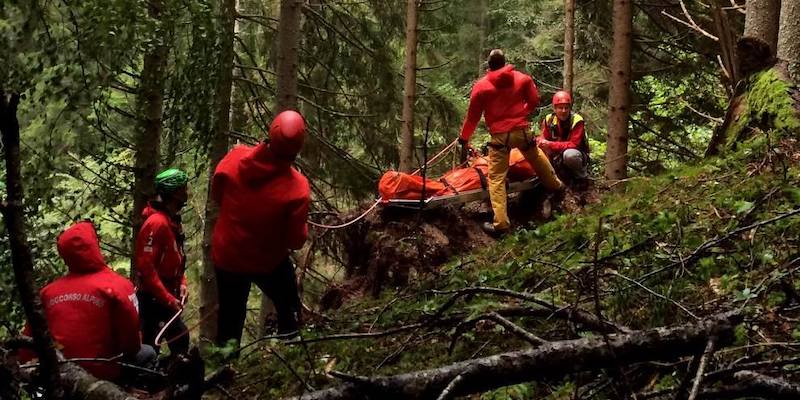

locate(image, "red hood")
(141, 203), (161, 220)
(239, 143), (292, 184)
(486, 65), (516, 88)
(56, 222), (107, 274)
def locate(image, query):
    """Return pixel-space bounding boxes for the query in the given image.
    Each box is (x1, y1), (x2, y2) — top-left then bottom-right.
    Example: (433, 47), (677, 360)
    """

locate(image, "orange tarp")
(378, 149), (536, 202)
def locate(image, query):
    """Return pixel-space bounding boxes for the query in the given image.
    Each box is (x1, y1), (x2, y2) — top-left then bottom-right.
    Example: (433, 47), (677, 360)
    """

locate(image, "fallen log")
(285, 313), (740, 400)
(57, 362), (136, 400)
(699, 371), (800, 399)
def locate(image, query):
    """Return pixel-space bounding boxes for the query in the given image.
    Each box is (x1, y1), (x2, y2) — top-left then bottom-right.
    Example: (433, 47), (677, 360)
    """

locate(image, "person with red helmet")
(459, 49), (564, 235)
(211, 110), (310, 347)
(20, 221), (156, 382)
(135, 168), (190, 355)
(537, 90), (590, 180)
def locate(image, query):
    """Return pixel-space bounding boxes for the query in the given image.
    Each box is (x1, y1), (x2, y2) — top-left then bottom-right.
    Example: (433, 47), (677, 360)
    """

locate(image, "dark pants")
(137, 292), (189, 355)
(119, 344), (158, 387)
(215, 258), (301, 346)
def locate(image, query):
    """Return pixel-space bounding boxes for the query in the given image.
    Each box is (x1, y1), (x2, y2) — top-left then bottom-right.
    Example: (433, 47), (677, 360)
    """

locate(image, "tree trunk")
(777, 0), (800, 82)
(0, 93), (64, 399)
(477, 0), (487, 77)
(285, 314), (740, 400)
(563, 0), (576, 93)
(743, 0), (780, 53)
(132, 0), (169, 277)
(275, 0), (303, 112)
(605, 0), (633, 182)
(199, 0), (238, 346)
(399, 0), (419, 173)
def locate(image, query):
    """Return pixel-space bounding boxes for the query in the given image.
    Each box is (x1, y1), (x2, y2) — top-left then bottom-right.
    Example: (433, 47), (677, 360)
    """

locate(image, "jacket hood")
(486, 65), (515, 88)
(141, 203), (159, 220)
(57, 221), (107, 274)
(239, 143), (292, 184)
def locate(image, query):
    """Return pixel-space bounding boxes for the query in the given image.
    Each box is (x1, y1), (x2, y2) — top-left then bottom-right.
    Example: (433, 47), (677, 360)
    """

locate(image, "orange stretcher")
(378, 149), (540, 208)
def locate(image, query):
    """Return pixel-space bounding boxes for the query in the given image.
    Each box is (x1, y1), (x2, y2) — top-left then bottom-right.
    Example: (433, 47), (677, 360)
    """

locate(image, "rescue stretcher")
(383, 177), (541, 209)
(378, 148), (541, 210)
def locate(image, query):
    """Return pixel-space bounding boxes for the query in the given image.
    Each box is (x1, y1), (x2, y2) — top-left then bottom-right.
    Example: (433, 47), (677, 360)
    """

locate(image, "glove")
(458, 138), (469, 163)
(180, 284), (188, 300)
(169, 297), (183, 312)
(538, 138), (552, 152)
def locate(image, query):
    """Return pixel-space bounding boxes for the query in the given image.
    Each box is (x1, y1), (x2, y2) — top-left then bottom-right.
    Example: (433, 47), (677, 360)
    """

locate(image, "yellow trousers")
(488, 129), (563, 230)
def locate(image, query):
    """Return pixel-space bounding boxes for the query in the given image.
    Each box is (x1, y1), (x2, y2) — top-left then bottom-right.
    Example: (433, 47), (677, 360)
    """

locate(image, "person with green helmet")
(134, 168), (190, 355)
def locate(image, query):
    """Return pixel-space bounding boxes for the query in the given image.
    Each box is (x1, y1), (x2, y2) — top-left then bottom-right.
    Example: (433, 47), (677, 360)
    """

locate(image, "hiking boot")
(482, 222), (508, 237)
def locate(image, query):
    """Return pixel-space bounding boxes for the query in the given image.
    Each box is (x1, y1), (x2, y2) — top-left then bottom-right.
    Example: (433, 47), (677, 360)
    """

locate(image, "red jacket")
(23, 222), (141, 381)
(538, 113), (589, 154)
(135, 204), (186, 307)
(211, 143), (310, 275)
(459, 65), (540, 141)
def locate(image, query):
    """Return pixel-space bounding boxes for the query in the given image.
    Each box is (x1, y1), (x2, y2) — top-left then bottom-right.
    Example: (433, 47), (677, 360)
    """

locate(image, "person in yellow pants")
(458, 49), (563, 235)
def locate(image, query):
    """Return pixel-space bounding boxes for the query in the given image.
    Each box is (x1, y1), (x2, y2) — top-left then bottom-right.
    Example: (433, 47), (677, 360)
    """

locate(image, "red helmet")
(552, 91), (572, 106)
(269, 110), (306, 159)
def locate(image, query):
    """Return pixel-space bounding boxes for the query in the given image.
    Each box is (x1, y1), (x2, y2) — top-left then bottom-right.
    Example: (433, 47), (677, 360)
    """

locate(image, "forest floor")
(195, 130), (800, 399)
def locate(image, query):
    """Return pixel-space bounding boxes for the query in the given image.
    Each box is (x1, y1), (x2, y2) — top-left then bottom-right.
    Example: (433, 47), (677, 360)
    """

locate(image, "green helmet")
(155, 168), (188, 194)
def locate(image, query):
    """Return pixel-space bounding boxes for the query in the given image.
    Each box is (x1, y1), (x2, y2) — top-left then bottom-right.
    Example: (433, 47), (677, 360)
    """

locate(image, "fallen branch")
(430, 286), (629, 334)
(638, 208), (800, 282)
(284, 313), (740, 400)
(643, 369), (800, 399)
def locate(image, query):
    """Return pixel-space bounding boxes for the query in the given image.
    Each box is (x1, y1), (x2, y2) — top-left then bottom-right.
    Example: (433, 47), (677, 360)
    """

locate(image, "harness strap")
(474, 167), (489, 191)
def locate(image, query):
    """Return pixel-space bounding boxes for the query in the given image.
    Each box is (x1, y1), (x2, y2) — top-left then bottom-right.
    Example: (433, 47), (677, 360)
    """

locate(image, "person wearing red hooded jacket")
(21, 221), (156, 382)
(211, 110), (310, 346)
(134, 168), (190, 355)
(458, 49), (564, 235)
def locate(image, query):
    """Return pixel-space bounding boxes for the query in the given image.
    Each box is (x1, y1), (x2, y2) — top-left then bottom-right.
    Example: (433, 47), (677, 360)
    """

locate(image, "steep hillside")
(208, 69), (800, 399)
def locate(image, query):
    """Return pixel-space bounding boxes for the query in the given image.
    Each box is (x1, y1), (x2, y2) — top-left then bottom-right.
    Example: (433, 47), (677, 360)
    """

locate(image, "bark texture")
(777, 0), (800, 81)
(132, 0), (169, 277)
(199, 0), (237, 345)
(286, 314), (740, 400)
(743, 0), (780, 54)
(399, 0), (419, 173)
(605, 0), (633, 182)
(0, 93), (64, 399)
(563, 0), (575, 93)
(275, 0), (302, 112)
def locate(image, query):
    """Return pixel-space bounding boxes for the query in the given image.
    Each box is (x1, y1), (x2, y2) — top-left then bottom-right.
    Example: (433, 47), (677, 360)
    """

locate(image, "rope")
(154, 294), (187, 346)
(307, 139), (459, 230)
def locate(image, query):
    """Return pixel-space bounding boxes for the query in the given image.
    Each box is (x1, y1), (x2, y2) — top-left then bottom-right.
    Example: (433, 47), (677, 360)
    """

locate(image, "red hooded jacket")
(22, 222), (141, 381)
(135, 204), (186, 308)
(211, 143), (310, 275)
(459, 65), (540, 141)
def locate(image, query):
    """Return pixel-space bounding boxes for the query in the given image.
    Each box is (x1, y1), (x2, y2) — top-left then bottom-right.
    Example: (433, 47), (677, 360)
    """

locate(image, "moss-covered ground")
(202, 71), (800, 399)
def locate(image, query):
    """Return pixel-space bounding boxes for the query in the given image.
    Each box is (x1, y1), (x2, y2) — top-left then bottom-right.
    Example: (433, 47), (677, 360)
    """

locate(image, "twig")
(486, 312), (547, 345)
(436, 374), (464, 400)
(687, 337), (716, 400)
(284, 323), (424, 345)
(609, 270), (699, 320)
(638, 208), (800, 282)
(704, 355), (800, 381)
(267, 347), (315, 392)
(660, 11), (718, 41)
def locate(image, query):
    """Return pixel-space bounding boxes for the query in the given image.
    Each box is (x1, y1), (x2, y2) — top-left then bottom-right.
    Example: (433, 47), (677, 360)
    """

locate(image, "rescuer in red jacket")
(22, 221), (156, 382)
(537, 90), (590, 180)
(135, 168), (189, 355)
(459, 49), (564, 235)
(211, 110), (310, 346)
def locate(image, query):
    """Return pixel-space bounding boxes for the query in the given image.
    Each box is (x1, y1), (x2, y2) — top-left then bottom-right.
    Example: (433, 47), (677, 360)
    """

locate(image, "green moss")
(726, 69), (800, 146)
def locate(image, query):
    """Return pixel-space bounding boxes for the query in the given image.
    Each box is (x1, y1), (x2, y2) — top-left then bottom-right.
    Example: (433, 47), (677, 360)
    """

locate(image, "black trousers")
(215, 257), (301, 346)
(137, 291), (190, 355)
